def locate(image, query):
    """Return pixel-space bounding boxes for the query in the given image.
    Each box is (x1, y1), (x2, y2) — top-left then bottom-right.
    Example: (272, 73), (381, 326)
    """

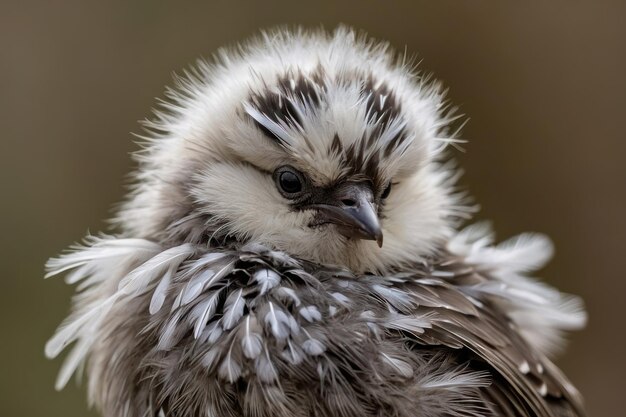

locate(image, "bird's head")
(117, 27), (468, 273)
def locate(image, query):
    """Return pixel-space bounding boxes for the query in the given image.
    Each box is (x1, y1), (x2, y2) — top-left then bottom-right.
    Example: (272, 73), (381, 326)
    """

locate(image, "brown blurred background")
(1, 1), (624, 416)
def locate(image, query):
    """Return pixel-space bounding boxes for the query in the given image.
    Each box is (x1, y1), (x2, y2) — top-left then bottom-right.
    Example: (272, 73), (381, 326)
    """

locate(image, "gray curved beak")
(310, 183), (383, 247)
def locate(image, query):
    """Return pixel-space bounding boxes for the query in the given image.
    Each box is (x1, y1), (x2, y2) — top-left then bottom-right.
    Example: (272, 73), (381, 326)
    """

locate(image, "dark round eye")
(380, 182), (392, 199)
(279, 171), (302, 193)
(274, 166), (305, 197)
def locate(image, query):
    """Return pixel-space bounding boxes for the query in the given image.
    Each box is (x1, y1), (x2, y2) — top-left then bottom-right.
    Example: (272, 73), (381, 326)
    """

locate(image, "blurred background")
(1, 1), (624, 416)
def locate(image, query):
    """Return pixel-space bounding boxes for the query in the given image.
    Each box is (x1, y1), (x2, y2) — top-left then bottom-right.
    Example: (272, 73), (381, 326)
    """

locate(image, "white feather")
(182, 252), (228, 277)
(201, 345), (222, 370)
(180, 268), (215, 305)
(192, 289), (223, 339)
(218, 345), (241, 383)
(275, 286), (301, 307)
(302, 338), (326, 356)
(45, 295), (116, 359)
(157, 310), (183, 351)
(149, 264), (177, 314)
(267, 250), (301, 268)
(372, 284), (415, 311)
(448, 223), (586, 356)
(299, 305), (322, 322)
(253, 268), (281, 295)
(264, 302), (291, 340)
(199, 321), (223, 345)
(54, 329), (95, 390)
(449, 225), (553, 274)
(383, 314), (434, 335)
(254, 352), (278, 383)
(118, 244), (195, 296)
(244, 103), (294, 146)
(45, 237), (160, 279)
(222, 289), (246, 330)
(330, 292), (352, 306)
(419, 368), (490, 390)
(380, 353), (414, 379)
(240, 315), (263, 359)
(281, 340), (304, 365)
(171, 261), (234, 311)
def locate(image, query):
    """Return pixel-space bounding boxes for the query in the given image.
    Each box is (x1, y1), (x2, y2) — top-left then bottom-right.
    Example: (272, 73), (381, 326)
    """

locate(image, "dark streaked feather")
(46, 241), (585, 417)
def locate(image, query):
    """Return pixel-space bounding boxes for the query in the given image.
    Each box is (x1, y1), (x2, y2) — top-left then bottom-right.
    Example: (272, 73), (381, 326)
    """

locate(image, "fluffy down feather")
(46, 27), (587, 417)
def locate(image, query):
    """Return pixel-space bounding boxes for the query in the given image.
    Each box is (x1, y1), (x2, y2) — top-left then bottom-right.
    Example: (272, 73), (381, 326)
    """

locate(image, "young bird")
(46, 27), (587, 417)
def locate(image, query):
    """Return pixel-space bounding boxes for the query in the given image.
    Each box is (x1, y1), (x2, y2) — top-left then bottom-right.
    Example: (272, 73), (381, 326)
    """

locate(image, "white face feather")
(116, 27), (468, 273)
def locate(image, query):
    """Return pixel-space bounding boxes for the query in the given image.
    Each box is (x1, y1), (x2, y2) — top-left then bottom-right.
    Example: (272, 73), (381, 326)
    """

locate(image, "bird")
(45, 27), (587, 417)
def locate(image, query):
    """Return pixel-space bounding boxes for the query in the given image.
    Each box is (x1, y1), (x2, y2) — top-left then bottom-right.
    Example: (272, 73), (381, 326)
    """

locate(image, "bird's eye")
(280, 172), (302, 193)
(381, 182), (392, 199)
(274, 166), (305, 197)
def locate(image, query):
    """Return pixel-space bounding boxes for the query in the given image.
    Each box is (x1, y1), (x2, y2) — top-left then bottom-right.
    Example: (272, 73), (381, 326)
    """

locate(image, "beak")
(310, 183), (384, 247)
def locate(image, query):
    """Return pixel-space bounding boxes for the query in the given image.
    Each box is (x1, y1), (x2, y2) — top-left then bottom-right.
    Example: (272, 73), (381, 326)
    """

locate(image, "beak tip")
(375, 233), (383, 248)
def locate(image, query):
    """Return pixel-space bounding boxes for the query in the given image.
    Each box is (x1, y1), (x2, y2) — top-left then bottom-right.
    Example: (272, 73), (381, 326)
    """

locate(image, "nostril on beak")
(341, 198), (357, 207)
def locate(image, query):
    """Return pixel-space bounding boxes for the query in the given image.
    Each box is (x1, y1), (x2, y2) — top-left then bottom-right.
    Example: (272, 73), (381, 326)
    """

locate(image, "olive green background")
(1, 1), (624, 416)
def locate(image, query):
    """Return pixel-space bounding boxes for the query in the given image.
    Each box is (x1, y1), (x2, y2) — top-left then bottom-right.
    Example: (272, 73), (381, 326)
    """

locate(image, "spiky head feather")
(117, 27), (468, 273)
